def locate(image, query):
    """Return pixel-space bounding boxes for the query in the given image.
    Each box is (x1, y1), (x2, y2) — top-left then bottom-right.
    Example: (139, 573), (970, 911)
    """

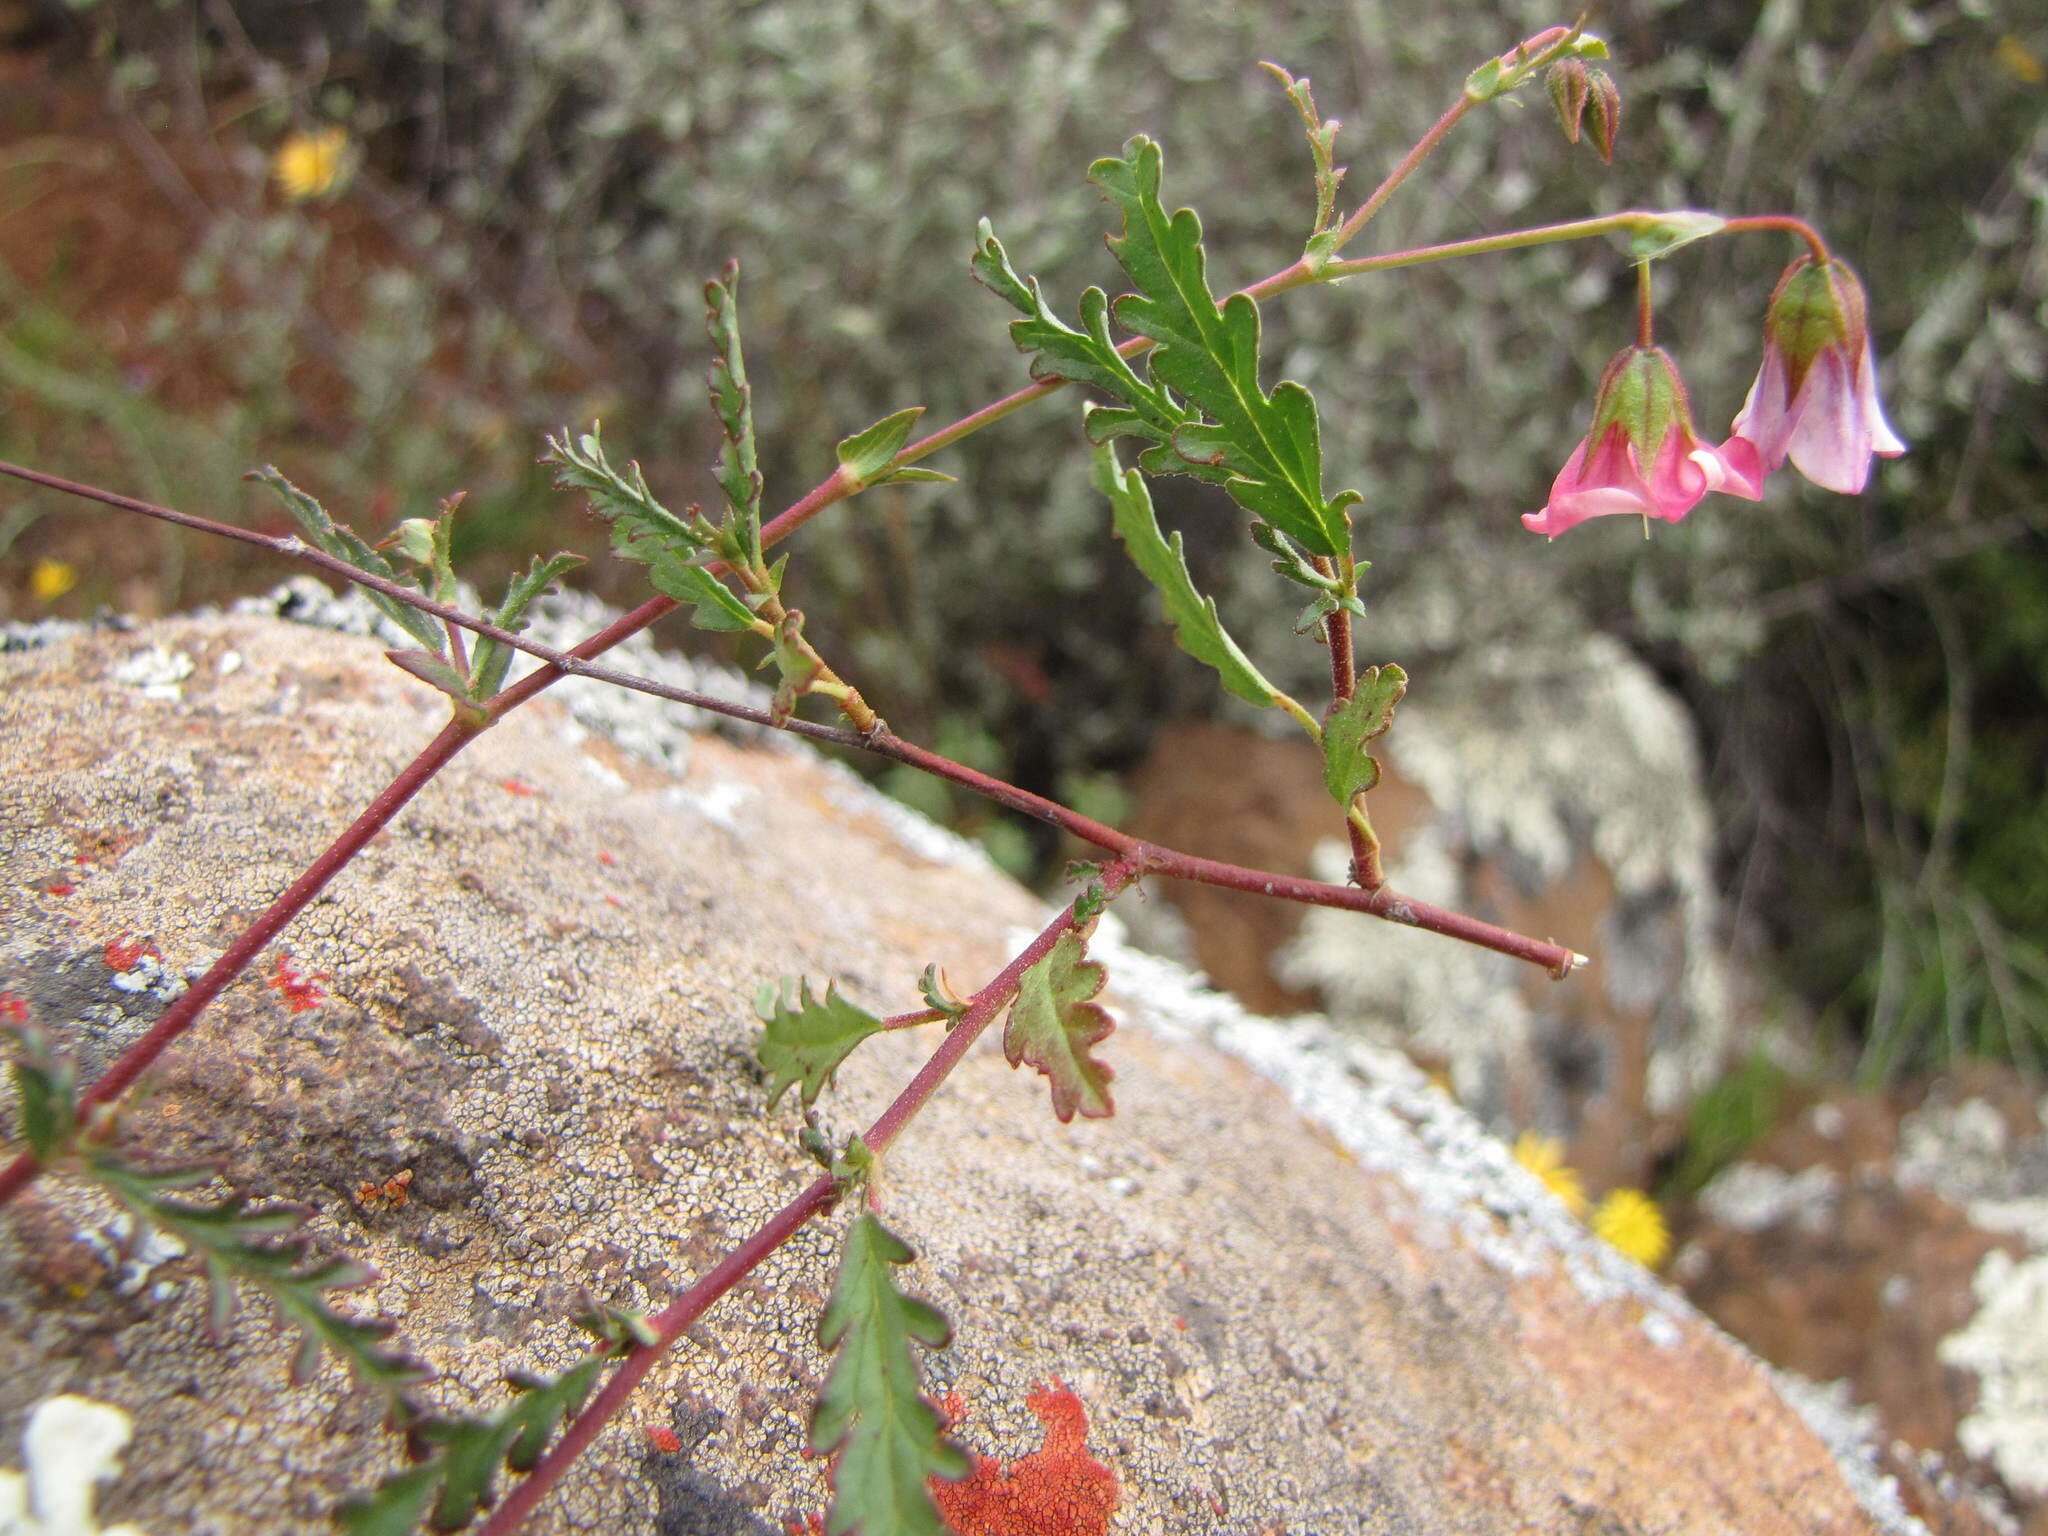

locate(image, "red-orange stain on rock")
(103, 934), (159, 971)
(268, 955), (329, 1013)
(932, 1380), (1117, 1536)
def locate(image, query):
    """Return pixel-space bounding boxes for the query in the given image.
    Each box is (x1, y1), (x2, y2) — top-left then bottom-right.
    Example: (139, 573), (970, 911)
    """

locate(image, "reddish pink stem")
(472, 866), (1133, 1536)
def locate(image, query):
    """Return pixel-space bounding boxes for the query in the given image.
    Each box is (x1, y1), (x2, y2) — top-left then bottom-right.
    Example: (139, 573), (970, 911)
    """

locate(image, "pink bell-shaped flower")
(1524, 345), (1763, 539)
(1726, 257), (1905, 494)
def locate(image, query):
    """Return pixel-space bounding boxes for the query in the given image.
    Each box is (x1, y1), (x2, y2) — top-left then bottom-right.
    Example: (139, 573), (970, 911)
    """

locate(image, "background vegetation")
(2, 0), (2043, 1079)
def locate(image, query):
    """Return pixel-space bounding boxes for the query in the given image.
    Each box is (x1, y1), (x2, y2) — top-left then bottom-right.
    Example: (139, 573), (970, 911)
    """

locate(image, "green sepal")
(836, 407), (926, 489)
(1627, 212), (1727, 264)
(1093, 443), (1277, 709)
(1321, 664), (1407, 804)
(1090, 138), (1358, 556)
(384, 517), (439, 572)
(1464, 57), (1508, 101)
(811, 1214), (967, 1536)
(468, 551), (585, 699)
(756, 979), (888, 1108)
(1003, 929), (1116, 1123)
(246, 467), (445, 652)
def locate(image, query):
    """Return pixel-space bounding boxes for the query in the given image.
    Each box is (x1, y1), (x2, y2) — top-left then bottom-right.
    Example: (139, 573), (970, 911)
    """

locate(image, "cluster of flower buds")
(1526, 256), (1905, 537)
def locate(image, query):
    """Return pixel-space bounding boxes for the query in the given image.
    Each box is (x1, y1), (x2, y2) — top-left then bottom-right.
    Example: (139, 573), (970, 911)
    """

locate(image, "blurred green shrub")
(30, 0), (2048, 1071)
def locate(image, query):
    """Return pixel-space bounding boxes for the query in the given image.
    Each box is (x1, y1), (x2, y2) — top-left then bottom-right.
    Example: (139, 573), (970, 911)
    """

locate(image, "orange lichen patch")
(353, 1169), (412, 1213)
(269, 955), (330, 1013)
(932, 1381), (1118, 1536)
(102, 933), (161, 971)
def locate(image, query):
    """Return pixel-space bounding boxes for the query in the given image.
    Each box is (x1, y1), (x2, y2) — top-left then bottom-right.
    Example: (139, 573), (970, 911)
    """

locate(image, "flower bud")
(1545, 60), (1621, 163)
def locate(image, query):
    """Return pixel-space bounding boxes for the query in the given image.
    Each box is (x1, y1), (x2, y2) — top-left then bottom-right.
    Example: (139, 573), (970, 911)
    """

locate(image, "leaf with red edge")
(1002, 931), (1116, 1122)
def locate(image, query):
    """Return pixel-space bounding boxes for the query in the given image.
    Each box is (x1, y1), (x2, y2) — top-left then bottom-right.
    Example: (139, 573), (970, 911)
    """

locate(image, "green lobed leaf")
(972, 223), (1212, 479)
(1320, 664), (1408, 805)
(246, 468), (445, 652)
(85, 1152), (431, 1400)
(1003, 929), (1116, 1123)
(1089, 138), (1359, 556)
(1093, 443), (1276, 709)
(703, 262), (764, 565)
(544, 423), (717, 555)
(811, 1214), (968, 1536)
(756, 979), (888, 1108)
(607, 525), (761, 635)
(340, 1304), (642, 1533)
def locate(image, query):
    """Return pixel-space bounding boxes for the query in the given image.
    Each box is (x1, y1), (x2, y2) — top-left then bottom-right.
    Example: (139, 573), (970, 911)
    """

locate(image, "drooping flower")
(1523, 345), (1763, 539)
(1726, 257), (1905, 495)
(1592, 1187), (1670, 1269)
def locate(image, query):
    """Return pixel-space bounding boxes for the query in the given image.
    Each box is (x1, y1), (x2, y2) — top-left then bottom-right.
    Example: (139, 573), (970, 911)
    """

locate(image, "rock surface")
(1, 611), (1912, 1534)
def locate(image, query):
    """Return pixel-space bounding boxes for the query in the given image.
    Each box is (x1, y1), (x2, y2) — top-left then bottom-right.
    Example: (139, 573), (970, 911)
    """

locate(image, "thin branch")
(0, 462), (1584, 980)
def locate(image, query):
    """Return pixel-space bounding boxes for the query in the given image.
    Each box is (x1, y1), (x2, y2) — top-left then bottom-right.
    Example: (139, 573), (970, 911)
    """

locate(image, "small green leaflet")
(630, 540), (761, 634)
(972, 222), (1214, 482)
(835, 407), (956, 491)
(1260, 62), (1346, 250)
(339, 1304), (651, 1535)
(8, 1019), (75, 1160)
(703, 261), (765, 565)
(543, 425), (712, 552)
(1089, 137), (1360, 557)
(246, 468), (444, 652)
(811, 1214), (968, 1536)
(1321, 663), (1407, 805)
(1003, 929), (1116, 1123)
(1093, 443), (1276, 709)
(467, 550), (586, 699)
(756, 979), (887, 1108)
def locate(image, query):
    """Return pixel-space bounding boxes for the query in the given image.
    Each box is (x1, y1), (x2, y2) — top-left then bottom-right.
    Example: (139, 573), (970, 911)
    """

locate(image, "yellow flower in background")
(1512, 1131), (1589, 1218)
(1593, 1187), (1670, 1269)
(1995, 35), (2043, 85)
(29, 559), (77, 602)
(273, 126), (349, 201)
